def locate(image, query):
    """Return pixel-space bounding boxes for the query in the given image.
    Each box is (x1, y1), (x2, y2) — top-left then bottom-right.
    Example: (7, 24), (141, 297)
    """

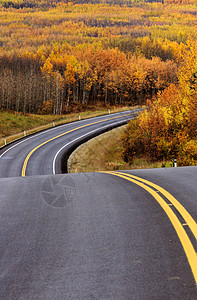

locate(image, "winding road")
(0, 110), (196, 299)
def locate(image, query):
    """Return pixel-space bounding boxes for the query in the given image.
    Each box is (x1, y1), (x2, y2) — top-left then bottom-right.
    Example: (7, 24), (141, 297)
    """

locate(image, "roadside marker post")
(53, 121), (55, 127)
(108, 109), (110, 114)
(79, 114), (81, 120)
(24, 130), (26, 137)
(174, 158), (177, 167)
(4, 138), (6, 145)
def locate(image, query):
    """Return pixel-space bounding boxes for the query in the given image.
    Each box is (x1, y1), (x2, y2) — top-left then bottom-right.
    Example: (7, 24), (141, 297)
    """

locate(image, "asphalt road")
(0, 110), (137, 178)
(0, 111), (196, 299)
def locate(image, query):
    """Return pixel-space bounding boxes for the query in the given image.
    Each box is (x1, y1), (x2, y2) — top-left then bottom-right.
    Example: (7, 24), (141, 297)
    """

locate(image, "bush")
(178, 140), (197, 166)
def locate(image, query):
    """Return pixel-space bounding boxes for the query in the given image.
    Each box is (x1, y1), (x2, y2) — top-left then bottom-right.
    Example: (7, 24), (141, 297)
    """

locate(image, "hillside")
(0, 1), (196, 114)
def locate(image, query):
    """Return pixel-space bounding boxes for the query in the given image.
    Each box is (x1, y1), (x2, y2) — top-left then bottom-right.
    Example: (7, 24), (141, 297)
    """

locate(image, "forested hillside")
(0, 0), (196, 114)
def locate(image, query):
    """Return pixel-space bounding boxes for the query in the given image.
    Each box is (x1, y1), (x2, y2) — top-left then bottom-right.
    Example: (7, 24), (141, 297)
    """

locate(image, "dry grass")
(68, 126), (173, 173)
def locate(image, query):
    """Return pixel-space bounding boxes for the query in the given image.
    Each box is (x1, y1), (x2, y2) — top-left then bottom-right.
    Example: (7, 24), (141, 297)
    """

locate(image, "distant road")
(0, 110), (138, 178)
(0, 110), (196, 299)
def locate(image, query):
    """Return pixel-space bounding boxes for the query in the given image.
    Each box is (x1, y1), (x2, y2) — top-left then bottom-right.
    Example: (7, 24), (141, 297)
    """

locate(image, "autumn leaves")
(0, 46), (178, 114)
(0, 1), (195, 115)
(122, 41), (197, 166)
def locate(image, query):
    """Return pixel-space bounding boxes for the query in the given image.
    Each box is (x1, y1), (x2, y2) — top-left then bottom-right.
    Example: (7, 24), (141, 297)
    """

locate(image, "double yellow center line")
(21, 113), (134, 177)
(103, 171), (197, 284)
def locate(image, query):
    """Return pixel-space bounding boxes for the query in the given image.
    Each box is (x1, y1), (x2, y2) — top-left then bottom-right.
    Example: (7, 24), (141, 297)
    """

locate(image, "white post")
(53, 121), (55, 127)
(108, 109), (110, 114)
(79, 114), (81, 120)
(4, 138), (6, 145)
(174, 158), (177, 168)
(24, 130), (26, 136)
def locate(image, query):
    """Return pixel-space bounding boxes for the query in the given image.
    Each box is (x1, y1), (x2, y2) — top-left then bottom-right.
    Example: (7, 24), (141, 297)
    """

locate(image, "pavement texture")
(0, 168), (196, 299)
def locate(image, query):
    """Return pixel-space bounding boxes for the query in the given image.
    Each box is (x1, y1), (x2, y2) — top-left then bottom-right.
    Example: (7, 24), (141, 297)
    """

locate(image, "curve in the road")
(103, 171), (197, 284)
(52, 119), (126, 175)
(21, 112), (136, 177)
(0, 110), (138, 178)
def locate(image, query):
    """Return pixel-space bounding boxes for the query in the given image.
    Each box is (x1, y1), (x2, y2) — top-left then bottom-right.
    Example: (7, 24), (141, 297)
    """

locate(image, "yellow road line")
(21, 113), (132, 177)
(103, 171), (197, 284)
(113, 171), (197, 241)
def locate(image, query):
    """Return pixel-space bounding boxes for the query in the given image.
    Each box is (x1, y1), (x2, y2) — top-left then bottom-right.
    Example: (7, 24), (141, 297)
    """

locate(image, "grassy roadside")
(0, 106), (133, 147)
(68, 126), (173, 173)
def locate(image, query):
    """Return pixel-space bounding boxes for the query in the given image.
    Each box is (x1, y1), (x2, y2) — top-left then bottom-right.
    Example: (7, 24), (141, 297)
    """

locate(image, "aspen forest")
(0, 0), (197, 165)
(0, 0), (196, 114)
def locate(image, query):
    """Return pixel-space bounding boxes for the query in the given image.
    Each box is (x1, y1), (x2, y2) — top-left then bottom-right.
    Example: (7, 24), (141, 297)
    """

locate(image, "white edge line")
(0, 127), (56, 158)
(52, 119), (134, 174)
(0, 110), (135, 159)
